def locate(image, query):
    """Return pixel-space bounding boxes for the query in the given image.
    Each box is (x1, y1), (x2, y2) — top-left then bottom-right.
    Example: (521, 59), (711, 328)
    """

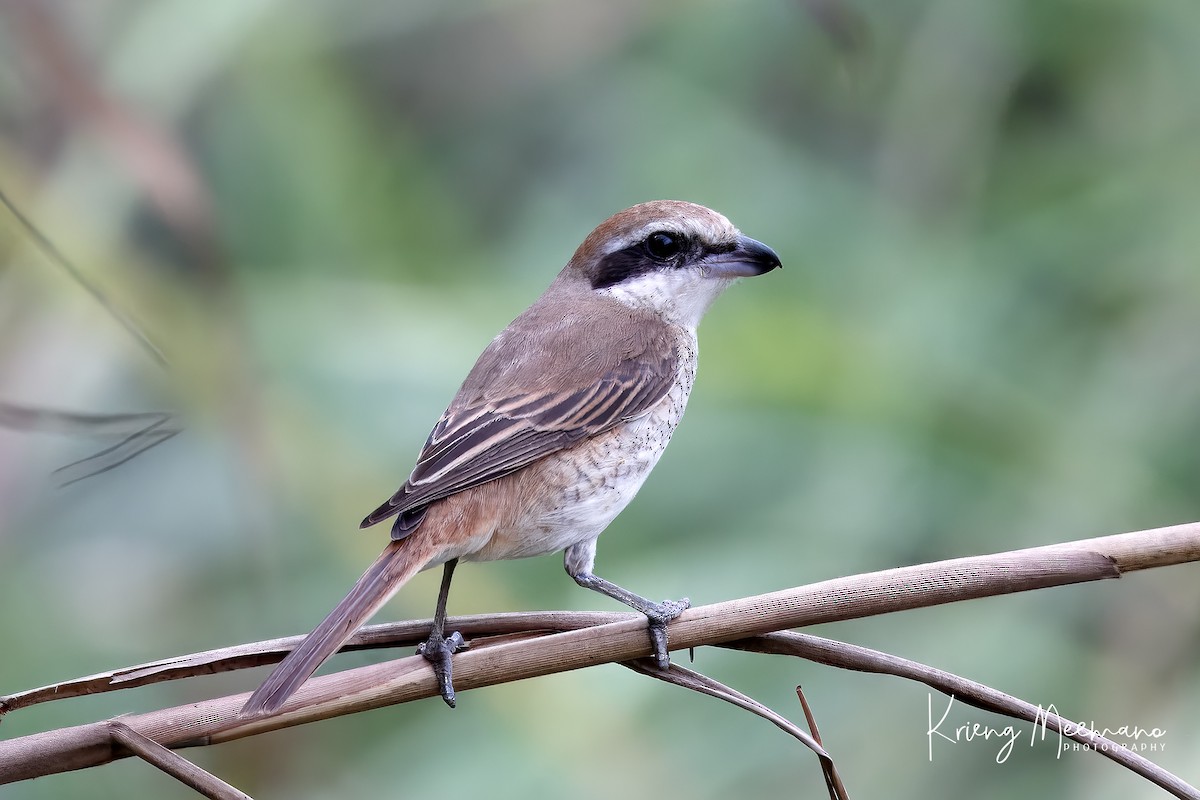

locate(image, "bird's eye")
(644, 231), (683, 261)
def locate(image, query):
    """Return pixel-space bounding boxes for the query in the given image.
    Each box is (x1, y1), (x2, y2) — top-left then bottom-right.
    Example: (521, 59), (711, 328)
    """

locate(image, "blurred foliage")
(2, 1), (1199, 798)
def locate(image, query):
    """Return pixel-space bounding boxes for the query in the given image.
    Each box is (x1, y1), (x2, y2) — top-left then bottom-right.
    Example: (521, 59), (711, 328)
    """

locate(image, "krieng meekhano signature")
(927, 694), (1167, 763)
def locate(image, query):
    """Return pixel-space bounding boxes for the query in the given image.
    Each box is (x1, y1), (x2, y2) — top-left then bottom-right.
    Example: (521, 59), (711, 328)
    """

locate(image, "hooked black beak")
(702, 235), (782, 279)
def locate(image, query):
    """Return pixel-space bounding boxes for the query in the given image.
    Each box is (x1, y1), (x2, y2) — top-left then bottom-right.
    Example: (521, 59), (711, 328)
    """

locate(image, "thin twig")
(0, 403), (180, 485)
(625, 660), (848, 800)
(729, 632), (1198, 800)
(51, 415), (172, 470)
(0, 185), (168, 369)
(0, 404), (174, 435)
(795, 686), (823, 745)
(108, 722), (253, 800)
(795, 686), (850, 800)
(57, 428), (180, 486)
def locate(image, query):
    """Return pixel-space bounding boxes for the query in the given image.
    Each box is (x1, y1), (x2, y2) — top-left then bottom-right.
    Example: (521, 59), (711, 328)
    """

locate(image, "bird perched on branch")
(241, 200), (781, 716)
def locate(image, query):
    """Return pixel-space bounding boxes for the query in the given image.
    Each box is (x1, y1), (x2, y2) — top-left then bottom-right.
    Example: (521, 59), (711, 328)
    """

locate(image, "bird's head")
(559, 200), (781, 329)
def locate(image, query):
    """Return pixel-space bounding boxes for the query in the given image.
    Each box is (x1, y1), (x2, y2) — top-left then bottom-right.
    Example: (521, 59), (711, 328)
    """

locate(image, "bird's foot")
(642, 597), (689, 670)
(416, 630), (469, 708)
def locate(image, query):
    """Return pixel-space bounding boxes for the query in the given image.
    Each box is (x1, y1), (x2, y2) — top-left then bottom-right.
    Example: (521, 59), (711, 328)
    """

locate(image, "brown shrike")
(241, 200), (780, 716)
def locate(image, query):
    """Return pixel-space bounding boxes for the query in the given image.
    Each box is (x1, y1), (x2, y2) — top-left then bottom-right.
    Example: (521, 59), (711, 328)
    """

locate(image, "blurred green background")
(2, 1), (1199, 797)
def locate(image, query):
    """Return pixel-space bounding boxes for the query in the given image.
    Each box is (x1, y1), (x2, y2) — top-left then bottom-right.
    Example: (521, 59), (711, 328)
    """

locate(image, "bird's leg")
(564, 543), (688, 670)
(570, 571), (690, 668)
(415, 558), (468, 707)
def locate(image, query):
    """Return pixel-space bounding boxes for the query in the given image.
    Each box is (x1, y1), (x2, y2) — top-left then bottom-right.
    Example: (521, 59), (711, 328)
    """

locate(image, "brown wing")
(362, 302), (677, 536)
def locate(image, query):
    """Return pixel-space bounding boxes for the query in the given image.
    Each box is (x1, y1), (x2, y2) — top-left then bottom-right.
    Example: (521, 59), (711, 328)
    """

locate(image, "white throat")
(598, 270), (735, 330)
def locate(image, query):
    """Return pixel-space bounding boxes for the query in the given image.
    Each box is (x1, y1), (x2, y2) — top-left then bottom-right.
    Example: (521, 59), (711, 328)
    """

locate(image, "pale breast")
(465, 329), (698, 563)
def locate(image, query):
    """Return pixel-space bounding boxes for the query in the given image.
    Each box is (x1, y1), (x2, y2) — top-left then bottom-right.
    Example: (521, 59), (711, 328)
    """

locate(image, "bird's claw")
(644, 597), (689, 670)
(417, 630), (469, 707)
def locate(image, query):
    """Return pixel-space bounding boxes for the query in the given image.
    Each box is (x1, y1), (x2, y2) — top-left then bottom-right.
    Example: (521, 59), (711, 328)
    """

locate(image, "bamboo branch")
(0, 612), (627, 713)
(1, 521), (1197, 787)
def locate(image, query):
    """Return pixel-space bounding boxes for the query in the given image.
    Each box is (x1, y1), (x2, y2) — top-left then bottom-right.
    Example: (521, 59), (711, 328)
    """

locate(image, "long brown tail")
(240, 539), (433, 717)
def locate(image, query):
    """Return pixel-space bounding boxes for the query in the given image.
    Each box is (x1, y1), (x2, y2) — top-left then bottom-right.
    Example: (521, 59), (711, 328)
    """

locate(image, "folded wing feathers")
(363, 339), (676, 529)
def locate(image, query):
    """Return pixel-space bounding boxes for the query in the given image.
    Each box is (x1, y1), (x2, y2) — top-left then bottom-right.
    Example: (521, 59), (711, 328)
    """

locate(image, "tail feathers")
(240, 540), (430, 717)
